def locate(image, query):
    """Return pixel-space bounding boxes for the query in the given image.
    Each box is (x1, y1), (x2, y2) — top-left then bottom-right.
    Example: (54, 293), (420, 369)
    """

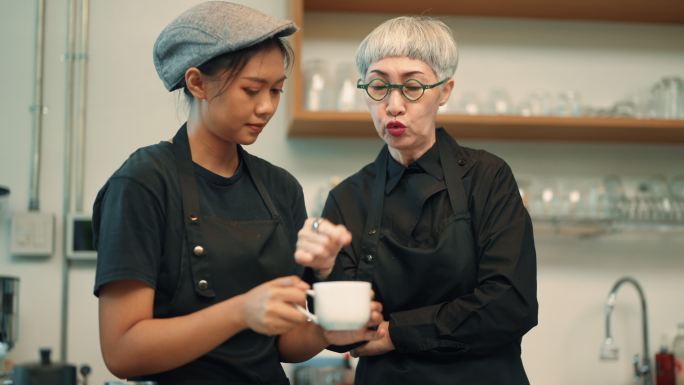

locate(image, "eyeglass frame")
(356, 77), (449, 102)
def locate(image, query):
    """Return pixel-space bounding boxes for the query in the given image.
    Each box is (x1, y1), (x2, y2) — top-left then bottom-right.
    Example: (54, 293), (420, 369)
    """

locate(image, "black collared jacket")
(324, 128), (538, 385)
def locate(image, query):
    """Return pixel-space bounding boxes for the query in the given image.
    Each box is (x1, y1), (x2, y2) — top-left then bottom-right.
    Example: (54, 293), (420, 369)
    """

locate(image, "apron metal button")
(457, 159), (467, 166)
(197, 280), (209, 290)
(193, 245), (204, 256)
(189, 214), (199, 222)
(364, 254), (374, 263)
(368, 228), (377, 235)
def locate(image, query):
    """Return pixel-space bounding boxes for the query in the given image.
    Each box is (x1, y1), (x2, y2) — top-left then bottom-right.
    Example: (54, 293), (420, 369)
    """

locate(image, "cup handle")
(296, 290), (317, 323)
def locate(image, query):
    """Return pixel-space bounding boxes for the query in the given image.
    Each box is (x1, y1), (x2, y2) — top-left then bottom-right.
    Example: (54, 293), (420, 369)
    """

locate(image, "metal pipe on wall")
(74, 0), (89, 212)
(28, 0), (47, 211)
(60, 0), (90, 362)
(60, 0), (78, 363)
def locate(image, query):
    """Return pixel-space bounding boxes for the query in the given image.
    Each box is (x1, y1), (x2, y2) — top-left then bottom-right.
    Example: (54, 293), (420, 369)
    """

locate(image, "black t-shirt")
(93, 139), (307, 384)
(93, 141), (306, 297)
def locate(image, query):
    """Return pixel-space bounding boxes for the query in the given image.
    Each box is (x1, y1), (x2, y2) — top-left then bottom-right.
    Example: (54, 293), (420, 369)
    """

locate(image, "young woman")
(296, 16), (538, 385)
(93, 2), (382, 384)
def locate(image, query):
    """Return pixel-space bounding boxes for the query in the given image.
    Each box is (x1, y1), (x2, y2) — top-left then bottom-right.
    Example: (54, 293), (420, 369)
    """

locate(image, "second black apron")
(354, 130), (479, 385)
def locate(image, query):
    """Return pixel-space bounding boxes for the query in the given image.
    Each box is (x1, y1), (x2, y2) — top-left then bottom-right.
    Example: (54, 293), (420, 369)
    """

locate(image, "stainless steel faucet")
(600, 276), (652, 385)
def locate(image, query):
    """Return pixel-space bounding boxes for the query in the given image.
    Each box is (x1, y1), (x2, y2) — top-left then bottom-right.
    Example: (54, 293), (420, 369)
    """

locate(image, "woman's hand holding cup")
(239, 276), (310, 336)
(295, 217), (351, 280)
(322, 299), (385, 346)
(349, 321), (395, 357)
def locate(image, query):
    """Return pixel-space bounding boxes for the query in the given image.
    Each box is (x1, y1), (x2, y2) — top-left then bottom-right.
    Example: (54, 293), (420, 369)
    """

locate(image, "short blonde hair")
(355, 16), (458, 81)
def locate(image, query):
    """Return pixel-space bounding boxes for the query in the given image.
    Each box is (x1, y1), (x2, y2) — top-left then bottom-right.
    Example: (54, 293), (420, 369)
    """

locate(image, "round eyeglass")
(357, 78), (448, 101)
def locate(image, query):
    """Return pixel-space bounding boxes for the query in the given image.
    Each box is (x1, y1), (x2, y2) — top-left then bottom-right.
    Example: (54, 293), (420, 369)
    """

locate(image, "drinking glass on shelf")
(518, 92), (554, 117)
(668, 175), (684, 221)
(661, 76), (684, 119)
(485, 88), (514, 115)
(303, 59), (334, 111)
(526, 177), (560, 219)
(517, 93), (539, 117)
(632, 175), (671, 222)
(603, 175), (629, 220)
(333, 61), (363, 112)
(573, 178), (608, 220)
(610, 99), (637, 118)
(517, 98), (534, 117)
(650, 80), (666, 118)
(669, 175), (684, 199)
(454, 91), (481, 115)
(582, 104), (614, 118)
(555, 178), (594, 219)
(555, 90), (582, 117)
(539, 92), (556, 116)
(630, 88), (656, 119)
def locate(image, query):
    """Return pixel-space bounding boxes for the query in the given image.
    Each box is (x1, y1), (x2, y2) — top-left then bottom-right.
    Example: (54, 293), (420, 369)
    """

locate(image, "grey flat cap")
(153, 1), (297, 91)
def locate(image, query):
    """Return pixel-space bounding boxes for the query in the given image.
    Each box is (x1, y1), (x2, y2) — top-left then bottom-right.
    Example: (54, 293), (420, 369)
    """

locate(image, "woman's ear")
(184, 67), (207, 100)
(438, 78), (455, 107)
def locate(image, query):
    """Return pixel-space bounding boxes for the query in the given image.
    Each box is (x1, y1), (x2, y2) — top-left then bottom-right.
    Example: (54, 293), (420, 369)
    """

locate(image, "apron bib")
(142, 125), (294, 385)
(359, 130), (478, 314)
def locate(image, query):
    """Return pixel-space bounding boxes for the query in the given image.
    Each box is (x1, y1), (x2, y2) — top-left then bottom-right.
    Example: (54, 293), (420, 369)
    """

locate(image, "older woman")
(295, 16), (538, 385)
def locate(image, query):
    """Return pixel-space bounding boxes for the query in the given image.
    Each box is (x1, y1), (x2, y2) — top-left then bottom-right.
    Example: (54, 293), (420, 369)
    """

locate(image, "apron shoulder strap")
(436, 129), (471, 219)
(171, 124), (216, 298)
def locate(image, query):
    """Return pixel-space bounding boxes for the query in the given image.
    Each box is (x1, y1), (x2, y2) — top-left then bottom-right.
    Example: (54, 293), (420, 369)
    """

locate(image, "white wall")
(1, 2), (683, 385)
(1, 0), (69, 375)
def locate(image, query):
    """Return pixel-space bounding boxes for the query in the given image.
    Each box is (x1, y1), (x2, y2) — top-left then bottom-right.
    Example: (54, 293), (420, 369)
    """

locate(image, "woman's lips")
(246, 123), (265, 134)
(386, 121), (406, 137)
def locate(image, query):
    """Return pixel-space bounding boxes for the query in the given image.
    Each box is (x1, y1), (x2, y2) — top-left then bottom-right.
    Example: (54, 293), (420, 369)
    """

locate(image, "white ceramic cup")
(297, 281), (371, 331)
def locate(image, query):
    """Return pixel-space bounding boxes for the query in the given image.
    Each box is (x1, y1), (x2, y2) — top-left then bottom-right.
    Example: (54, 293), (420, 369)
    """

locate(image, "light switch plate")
(10, 211), (54, 257)
(66, 212), (96, 260)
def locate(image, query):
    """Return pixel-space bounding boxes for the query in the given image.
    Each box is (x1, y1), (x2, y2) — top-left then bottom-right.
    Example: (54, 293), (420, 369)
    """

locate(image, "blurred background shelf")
(303, 0), (684, 24)
(288, 0), (684, 143)
(289, 112), (684, 143)
(532, 218), (684, 238)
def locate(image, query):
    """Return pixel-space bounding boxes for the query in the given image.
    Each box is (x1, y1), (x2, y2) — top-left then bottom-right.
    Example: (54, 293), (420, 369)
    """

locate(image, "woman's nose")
(256, 94), (277, 116)
(385, 88), (405, 116)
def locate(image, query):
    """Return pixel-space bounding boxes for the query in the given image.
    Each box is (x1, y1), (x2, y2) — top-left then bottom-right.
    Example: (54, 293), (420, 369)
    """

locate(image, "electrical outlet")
(10, 211), (54, 257)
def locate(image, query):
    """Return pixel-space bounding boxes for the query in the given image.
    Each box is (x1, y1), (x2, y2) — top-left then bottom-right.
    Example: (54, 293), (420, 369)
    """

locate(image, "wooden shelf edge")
(288, 112), (684, 143)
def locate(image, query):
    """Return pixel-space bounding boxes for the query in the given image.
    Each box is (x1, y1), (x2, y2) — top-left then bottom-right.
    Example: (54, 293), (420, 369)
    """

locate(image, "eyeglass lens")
(366, 79), (425, 101)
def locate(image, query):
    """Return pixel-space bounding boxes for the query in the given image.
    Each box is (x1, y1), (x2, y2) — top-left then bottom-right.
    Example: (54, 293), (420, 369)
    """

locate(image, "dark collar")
(386, 140), (443, 194)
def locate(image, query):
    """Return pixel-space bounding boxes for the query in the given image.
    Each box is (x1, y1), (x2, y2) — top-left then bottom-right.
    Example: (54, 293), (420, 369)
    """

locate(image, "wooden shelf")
(286, 0), (684, 144)
(290, 112), (684, 143)
(304, 0), (684, 24)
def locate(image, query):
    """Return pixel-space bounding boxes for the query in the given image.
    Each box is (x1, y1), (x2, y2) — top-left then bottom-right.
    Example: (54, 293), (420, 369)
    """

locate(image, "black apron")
(138, 125), (295, 385)
(359, 131), (477, 317)
(355, 131), (480, 384)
